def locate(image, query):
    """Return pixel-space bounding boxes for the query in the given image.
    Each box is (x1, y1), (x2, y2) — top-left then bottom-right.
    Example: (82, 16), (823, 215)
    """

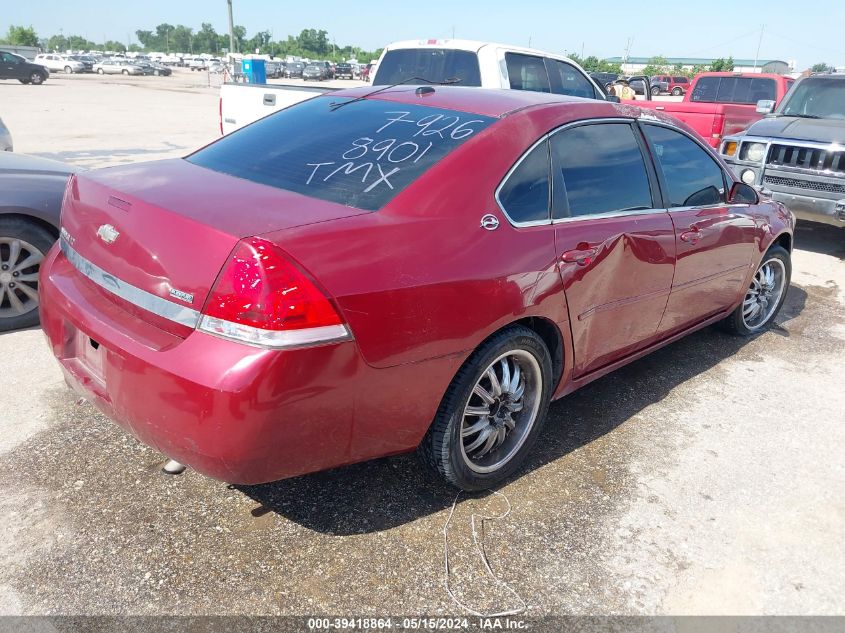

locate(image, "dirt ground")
(0, 71), (843, 616)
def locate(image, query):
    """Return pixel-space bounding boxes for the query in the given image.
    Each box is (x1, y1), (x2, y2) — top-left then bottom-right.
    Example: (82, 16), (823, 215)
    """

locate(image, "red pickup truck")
(634, 72), (794, 147)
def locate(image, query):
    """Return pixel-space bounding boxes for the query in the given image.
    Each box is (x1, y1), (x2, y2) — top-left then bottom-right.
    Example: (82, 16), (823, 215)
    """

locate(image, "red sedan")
(40, 87), (794, 491)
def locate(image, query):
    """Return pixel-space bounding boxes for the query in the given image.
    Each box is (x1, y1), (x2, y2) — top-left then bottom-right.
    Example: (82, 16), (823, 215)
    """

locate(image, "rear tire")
(419, 325), (553, 491)
(64, 65), (73, 74)
(651, 86), (660, 96)
(97, 68), (104, 75)
(0, 217), (56, 332)
(721, 245), (791, 336)
(672, 87), (683, 96)
(122, 69), (129, 75)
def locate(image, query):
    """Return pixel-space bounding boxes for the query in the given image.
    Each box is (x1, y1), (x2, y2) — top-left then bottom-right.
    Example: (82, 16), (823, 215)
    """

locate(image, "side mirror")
(606, 95), (621, 104)
(756, 99), (775, 114)
(729, 181), (759, 204)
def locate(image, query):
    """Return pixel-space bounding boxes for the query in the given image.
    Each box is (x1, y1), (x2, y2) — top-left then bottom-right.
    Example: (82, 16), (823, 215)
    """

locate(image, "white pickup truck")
(219, 83), (335, 135)
(218, 39), (607, 135)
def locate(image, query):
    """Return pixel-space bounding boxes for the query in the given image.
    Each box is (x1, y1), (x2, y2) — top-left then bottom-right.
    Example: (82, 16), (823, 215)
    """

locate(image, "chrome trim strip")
(552, 208), (665, 224)
(60, 238), (201, 328)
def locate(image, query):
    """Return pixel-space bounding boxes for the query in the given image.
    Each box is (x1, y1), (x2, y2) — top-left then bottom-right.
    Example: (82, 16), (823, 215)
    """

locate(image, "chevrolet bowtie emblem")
(96, 224), (120, 245)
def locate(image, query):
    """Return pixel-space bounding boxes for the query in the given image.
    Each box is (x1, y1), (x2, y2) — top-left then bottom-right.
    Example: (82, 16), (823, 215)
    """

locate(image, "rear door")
(640, 123), (757, 335)
(550, 121), (676, 376)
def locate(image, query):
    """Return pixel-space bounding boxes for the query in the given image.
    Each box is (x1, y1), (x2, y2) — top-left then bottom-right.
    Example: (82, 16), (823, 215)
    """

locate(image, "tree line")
(0, 24), (383, 62)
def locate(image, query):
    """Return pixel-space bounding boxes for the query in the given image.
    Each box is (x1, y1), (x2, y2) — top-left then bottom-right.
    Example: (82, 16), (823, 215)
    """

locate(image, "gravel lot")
(0, 73), (843, 617)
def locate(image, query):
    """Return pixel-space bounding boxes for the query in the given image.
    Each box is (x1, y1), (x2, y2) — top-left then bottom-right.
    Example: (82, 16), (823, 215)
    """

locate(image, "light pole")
(227, 0), (235, 56)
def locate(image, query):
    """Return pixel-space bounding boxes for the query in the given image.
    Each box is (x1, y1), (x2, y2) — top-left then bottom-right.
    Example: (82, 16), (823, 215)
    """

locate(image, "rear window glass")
(692, 76), (776, 104)
(373, 48), (481, 87)
(188, 96), (494, 211)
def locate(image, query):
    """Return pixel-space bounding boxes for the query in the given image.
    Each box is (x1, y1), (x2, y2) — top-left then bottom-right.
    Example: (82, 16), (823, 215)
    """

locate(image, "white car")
(34, 54), (85, 74)
(93, 59), (144, 75)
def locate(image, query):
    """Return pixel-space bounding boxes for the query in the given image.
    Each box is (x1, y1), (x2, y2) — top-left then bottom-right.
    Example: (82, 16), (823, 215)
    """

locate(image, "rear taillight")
(218, 97), (223, 136)
(198, 237), (351, 348)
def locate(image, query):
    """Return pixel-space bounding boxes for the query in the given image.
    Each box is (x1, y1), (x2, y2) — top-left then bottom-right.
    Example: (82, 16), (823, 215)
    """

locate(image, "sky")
(5, 0), (845, 68)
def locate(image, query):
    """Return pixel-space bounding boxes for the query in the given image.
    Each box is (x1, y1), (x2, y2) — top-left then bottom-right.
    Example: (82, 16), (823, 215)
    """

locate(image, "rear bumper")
(39, 244), (451, 484)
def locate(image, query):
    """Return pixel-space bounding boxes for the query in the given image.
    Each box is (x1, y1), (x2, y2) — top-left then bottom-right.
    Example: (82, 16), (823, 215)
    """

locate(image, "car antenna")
(329, 76), (462, 111)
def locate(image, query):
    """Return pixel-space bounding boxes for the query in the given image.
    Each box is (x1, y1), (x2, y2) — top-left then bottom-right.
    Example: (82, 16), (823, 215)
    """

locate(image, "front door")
(0, 52), (23, 80)
(640, 123), (757, 335)
(550, 121), (676, 377)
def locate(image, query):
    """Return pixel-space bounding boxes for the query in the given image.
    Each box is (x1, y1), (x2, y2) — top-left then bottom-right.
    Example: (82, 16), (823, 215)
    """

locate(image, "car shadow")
(237, 284), (808, 535)
(794, 222), (845, 259)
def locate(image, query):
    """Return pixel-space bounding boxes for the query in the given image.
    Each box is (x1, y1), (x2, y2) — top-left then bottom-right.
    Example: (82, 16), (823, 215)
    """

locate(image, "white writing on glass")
(304, 110), (485, 193)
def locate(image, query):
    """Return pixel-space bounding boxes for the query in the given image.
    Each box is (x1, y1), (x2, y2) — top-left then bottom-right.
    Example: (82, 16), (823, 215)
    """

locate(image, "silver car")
(0, 152), (76, 331)
(0, 117), (11, 151)
(93, 59), (144, 75)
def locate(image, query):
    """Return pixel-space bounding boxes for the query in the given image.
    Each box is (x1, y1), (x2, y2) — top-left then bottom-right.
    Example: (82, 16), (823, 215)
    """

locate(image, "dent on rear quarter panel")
(263, 110), (573, 369)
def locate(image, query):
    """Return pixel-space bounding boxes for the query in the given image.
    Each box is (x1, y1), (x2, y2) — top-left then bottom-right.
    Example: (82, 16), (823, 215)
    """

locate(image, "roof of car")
(319, 85), (607, 118)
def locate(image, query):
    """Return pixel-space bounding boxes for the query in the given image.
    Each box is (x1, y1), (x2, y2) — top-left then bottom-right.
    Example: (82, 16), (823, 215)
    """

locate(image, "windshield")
(188, 96), (494, 211)
(779, 77), (845, 119)
(374, 48), (481, 87)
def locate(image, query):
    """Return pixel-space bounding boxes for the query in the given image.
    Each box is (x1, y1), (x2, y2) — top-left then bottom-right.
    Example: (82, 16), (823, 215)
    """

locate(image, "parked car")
(94, 60), (144, 75)
(0, 117), (11, 151)
(651, 75), (691, 96)
(720, 73), (845, 229)
(67, 55), (95, 73)
(335, 62), (354, 79)
(134, 60), (171, 76)
(34, 53), (85, 74)
(41, 87), (793, 490)
(284, 62), (304, 78)
(0, 50), (49, 84)
(302, 64), (325, 81)
(266, 60), (285, 78)
(1, 152), (76, 331)
(636, 72), (795, 147)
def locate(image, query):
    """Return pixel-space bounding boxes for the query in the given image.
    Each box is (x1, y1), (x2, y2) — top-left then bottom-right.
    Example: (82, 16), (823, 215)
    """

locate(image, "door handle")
(561, 247), (598, 266)
(679, 227), (702, 244)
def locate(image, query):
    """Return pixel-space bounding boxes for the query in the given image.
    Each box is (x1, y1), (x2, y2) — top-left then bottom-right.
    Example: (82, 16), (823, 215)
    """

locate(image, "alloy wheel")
(742, 258), (786, 330)
(0, 237), (43, 319)
(460, 350), (542, 474)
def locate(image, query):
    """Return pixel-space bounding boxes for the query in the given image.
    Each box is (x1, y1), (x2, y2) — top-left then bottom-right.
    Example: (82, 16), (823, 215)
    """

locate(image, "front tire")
(30, 72), (44, 85)
(651, 86), (660, 96)
(122, 69), (129, 75)
(721, 245), (791, 336)
(64, 66), (73, 74)
(97, 68), (104, 74)
(0, 217), (55, 332)
(419, 326), (553, 491)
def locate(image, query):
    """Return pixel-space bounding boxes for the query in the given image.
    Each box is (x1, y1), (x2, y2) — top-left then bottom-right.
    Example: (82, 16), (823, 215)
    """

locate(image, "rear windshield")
(373, 48), (482, 87)
(691, 76), (776, 104)
(188, 96), (495, 211)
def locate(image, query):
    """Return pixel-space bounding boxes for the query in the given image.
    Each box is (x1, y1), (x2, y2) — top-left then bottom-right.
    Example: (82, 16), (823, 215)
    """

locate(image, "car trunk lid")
(60, 158), (368, 337)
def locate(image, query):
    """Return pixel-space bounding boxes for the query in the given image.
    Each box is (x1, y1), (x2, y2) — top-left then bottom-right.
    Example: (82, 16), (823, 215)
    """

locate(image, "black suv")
(0, 50), (49, 84)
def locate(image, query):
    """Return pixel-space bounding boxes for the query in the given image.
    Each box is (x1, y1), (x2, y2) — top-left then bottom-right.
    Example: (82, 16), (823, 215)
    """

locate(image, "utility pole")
(227, 0), (235, 56)
(753, 24), (765, 71)
(623, 37), (633, 73)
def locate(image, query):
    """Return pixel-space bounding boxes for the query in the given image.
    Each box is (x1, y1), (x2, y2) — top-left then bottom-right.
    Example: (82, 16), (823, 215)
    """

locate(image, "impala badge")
(480, 214), (500, 231)
(96, 224), (120, 245)
(169, 288), (194, 304)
